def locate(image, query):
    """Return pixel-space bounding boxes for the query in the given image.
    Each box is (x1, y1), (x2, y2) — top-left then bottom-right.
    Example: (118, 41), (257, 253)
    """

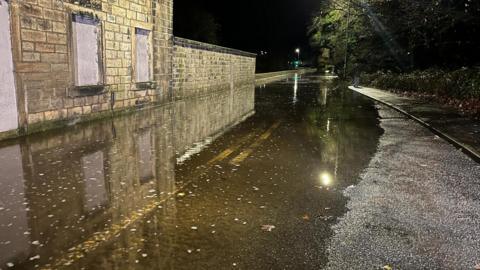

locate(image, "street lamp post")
(294, 48), (301, 69)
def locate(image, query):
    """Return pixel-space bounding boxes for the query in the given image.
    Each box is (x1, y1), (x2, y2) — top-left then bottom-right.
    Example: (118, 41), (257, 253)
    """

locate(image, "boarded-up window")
(72, 14), (102, 86)
(135, 28), (151, 82)
(0, 0), (19, 133)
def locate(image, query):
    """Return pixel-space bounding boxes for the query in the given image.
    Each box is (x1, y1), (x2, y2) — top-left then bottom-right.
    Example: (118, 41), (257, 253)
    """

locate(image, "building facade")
(0, 0), (256, 139)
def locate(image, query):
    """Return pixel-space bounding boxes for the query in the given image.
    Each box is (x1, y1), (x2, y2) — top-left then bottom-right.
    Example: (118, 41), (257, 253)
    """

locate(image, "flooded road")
(0, 75), (384, 269)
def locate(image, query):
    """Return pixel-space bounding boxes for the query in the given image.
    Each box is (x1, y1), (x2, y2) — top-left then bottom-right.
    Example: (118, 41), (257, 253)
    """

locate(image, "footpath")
(349, 86), (480, 162)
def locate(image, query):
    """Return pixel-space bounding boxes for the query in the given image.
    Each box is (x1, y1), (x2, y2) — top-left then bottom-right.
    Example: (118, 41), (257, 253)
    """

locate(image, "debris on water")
(253, 186), (260, 191)
(177, 192), (186, 197)
(29, 255), (40, 261)
(191, 226), (198, 230)
(32, 240), (40, 245)
(7, 262), (14, 267)
(302, 214), (310, 221)
(383, 265), (392, 270)
(187, 249), (193, 254)
(142, 253), (148, 258)
(261, 225), (276, 232)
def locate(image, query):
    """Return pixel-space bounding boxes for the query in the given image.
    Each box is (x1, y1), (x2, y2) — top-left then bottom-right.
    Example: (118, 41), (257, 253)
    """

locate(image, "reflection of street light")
(320, 172), (333, 186)
(293, 73), (298, 104)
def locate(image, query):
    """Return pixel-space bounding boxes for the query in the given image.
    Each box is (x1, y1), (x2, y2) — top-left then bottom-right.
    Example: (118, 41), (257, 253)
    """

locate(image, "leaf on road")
(261, 225), (276, 232)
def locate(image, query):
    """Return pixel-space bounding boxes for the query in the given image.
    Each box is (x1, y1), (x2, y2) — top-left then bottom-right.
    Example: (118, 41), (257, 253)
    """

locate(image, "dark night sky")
(173, 0), (320, 70)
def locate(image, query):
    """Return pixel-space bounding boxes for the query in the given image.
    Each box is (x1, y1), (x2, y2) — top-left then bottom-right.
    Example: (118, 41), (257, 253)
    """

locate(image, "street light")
(295, 48), (300, 61)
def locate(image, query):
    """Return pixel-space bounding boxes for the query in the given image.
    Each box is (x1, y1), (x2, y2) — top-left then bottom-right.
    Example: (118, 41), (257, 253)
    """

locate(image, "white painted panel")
(0, 145), (30, 266)
(136, 29), (150, 82)
(0, 0), (19, 132)
(72, 15), (100, 86)
(82, 151), (107, 211)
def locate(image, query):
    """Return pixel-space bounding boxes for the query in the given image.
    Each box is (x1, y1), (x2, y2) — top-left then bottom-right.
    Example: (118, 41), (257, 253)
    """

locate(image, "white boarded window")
(72, 14), (102, 86)
(0, 0), (19, 132)
(135, 28), (151, 82)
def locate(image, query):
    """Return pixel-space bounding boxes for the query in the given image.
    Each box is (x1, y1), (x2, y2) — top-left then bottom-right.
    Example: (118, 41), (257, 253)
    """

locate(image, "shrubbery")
(361, 69), (480, 99)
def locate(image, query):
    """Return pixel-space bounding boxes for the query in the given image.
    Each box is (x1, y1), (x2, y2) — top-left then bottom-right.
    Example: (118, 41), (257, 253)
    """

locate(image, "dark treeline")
(173, 2), (221, 45)
(309, 0), (480, 74)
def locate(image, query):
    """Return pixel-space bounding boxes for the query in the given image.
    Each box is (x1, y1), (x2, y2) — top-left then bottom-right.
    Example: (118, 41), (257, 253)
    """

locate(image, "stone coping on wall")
(174, 37), (257, 58)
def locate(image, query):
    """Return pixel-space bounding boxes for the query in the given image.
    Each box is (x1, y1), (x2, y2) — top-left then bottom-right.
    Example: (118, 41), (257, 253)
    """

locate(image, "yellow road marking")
(230, 121), (281, 166)
(207, 132), (256, 165)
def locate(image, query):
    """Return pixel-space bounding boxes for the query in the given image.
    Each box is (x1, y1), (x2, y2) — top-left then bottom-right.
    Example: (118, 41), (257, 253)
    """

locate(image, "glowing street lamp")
(295, 48), (300, 61)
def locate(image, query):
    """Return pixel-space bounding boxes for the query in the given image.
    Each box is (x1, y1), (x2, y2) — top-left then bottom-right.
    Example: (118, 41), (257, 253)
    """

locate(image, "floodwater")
(0, 75), (383, 269)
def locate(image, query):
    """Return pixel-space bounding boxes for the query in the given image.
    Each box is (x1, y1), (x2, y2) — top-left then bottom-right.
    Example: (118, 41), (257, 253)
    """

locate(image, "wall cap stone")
(174, 37), (257, 58)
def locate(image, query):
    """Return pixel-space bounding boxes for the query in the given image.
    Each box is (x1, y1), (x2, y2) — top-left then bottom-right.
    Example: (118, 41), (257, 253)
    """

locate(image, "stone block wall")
(172, 37), (256, 154)
(173, 37), (256, 100)
(7, 0), (173, 131)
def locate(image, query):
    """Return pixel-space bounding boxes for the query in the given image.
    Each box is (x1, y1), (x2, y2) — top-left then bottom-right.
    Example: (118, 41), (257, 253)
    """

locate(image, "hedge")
(361, 69), (480, 99)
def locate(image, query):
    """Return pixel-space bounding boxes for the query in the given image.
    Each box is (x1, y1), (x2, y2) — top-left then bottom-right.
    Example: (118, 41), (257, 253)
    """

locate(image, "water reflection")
(293, 73), (299, 104)
(0, 105), (177, 269)
(319, 172), (334, 187)
(0, 146), (29, 268)
(0, 75), (382, 269)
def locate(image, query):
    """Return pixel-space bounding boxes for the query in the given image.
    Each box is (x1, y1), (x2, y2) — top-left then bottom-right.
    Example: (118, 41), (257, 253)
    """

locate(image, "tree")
(174, 6), (221, 44)
(310, 0), (480, 74)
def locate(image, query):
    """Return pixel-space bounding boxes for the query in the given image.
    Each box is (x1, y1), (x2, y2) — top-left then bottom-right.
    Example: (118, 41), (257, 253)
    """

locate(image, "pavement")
(326, 106), (480, 269)
(349, 86), (480, 162)
(326, 87), (480, 269)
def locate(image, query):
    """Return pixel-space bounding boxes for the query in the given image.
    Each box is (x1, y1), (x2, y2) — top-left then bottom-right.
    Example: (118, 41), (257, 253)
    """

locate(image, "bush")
(361, 69), (480, 99)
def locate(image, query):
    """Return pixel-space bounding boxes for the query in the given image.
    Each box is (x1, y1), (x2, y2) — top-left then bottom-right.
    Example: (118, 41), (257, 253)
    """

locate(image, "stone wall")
(7, 0), (173, 132)
(172, 37), (256, 154)
(173, 37), (256, 100)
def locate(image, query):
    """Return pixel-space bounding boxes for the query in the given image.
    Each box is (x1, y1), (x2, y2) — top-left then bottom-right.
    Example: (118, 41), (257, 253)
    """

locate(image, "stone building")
(0, 0), (256, 140)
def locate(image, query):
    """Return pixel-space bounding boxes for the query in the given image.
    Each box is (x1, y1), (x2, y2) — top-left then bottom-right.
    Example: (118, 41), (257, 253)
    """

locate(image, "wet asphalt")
(1, 74), (479, 269)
